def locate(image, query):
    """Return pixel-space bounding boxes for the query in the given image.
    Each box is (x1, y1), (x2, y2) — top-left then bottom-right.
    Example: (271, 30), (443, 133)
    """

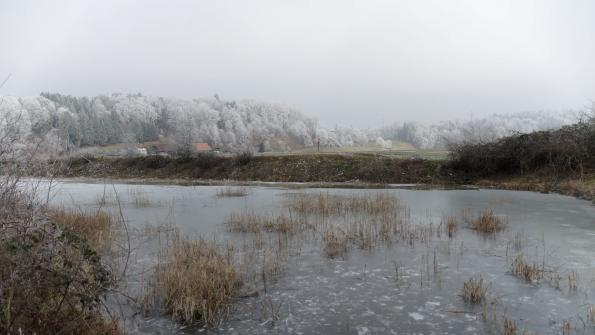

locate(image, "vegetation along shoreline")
(47, 119), (594, 203)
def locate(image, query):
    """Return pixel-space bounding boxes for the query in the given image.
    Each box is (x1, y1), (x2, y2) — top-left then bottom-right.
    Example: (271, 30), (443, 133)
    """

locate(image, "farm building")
(193, 142), (212, 152)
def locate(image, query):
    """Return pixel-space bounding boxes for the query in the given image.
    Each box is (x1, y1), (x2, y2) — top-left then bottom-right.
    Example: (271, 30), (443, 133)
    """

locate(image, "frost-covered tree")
(379, 111), (577, 149)
(0, 93), (577, 154)
(1, 93), (331, 153)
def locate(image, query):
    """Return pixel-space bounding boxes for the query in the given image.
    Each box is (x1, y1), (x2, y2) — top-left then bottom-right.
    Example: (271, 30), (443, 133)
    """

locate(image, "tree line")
(0, 93), (578, 156)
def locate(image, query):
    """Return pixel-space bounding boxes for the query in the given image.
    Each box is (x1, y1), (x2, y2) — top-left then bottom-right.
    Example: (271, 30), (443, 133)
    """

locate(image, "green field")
(76, 140), (449, 161)
(263, 141), (449, 160)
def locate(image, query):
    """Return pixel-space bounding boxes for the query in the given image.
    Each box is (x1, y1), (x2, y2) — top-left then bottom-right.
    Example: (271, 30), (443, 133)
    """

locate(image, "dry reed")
(286, 192), (404, 217)
(322, 226), (349, 258)
(568, 270), (578, 292)
(461, 277), (489, 304)
(443, 216), (458, 238)
(562, 319), (572, 335)
(511, 254), (543, 282)
(95, 193), (118, 206)
(142, 234), (241, 325)
(216, 186), (249, 197)
(127, 188), (155, 207)
(49, 207), (120, 252)
(225, 212), (309, 235)
(469, 209), (506, 234)
(588, 304), (595, 323)
(512, 231), (524, 251)
(503, 316), (518, 335)
(132, 193), (154, 207)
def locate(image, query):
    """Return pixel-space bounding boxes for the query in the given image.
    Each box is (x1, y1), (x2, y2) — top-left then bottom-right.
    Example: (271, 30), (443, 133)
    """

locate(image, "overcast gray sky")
(1, 0), (594, 127)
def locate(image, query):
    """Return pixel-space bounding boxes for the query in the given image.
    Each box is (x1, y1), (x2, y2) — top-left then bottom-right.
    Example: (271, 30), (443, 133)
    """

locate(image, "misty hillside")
(0, 93), (577, 155)
(377, 111), (578, 149)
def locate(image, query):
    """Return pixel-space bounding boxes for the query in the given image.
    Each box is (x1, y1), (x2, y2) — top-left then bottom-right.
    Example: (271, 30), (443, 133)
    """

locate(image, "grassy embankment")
(61, 153), (449, 185)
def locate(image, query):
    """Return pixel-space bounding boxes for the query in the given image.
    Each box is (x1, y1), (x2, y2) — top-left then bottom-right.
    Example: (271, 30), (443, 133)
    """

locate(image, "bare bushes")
(0, 150), (120, 333)
(448, 121), (595, 178)
(142, 234), (241, 325)
(235, 152), (254, 166)
(0, 214), (120, 334)
(0, 85), (122, 334)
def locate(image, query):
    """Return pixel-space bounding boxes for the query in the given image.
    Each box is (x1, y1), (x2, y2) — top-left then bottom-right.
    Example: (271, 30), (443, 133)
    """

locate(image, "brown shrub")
(0, 216), (119, 334)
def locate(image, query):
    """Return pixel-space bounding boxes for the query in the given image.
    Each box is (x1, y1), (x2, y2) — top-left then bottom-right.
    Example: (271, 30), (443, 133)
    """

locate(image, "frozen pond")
(46, 181), (595, 334)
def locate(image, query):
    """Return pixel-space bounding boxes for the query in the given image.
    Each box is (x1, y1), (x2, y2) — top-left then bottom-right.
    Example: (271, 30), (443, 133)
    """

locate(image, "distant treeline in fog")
(376, 111), (578, 149)
(0, 93), (578, 155)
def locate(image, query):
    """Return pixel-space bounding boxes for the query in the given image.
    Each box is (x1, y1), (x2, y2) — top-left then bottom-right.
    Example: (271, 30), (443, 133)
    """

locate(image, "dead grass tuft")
(322, 226), (349, 258)
(461, 277), (489, 304)
(444, 216), (458, 238)
(503, 315), (518, 335)
(562, 319), (572, 335)
(126, 188), (156, 207)
(512, 231), (525, 251)
(132, 193), (154, 207)
(216, 186), (249, 197)
(568, 270), (578, 292)
(469, 209), (506, 234)
(49, 207), (120, 252)
(286, 192), (403, 217)
(225, 212), (309, 235)
(588, 304), (595, 323)
(511, 254), (543, 282)
(142, 234), (241, 325)
(95, 192), (118, 206)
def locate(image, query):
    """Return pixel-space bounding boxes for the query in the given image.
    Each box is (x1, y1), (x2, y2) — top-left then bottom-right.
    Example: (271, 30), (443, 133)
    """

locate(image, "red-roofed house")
(193, 142), (212, 152)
